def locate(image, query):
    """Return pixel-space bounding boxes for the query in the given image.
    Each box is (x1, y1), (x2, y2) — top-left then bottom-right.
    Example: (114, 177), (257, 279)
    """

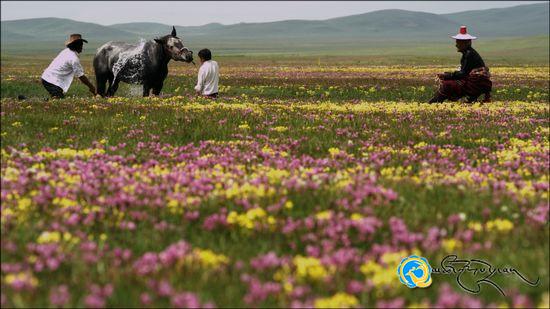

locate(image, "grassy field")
(1, 51), (549, 308)
(2, 35), (549, 61)
(1, 49), (549, 102)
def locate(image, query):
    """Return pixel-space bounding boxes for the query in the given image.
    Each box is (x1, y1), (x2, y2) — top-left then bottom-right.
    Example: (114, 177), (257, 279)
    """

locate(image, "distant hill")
(108, 3), (550, 39)
(108, 22), (172, 37)
(322, 9), (460, 38)
(1, 17), (136, 42)
(444, 3), (549, 37)
(1, 3), (548, 46)
(110, 22), (225, 38)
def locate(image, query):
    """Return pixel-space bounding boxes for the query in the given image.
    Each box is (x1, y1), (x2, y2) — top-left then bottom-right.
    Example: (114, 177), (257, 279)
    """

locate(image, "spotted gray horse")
(93, 26), (193, 97)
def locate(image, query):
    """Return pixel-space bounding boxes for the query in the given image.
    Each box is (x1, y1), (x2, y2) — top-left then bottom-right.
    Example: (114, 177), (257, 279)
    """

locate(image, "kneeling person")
(194, 49), (219, 98)
(41, 34), (96, 98)
(429, 26), (492, 104)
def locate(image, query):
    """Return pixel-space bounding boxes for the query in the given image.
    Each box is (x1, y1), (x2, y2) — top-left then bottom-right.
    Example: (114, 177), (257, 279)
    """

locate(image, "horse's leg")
(105, 72), (115, 97)
(96, 73), (108, 97)
(466, 95), (479, 103)
(107, 78), (121, 97)
(152, 81), (164, 96)
(143, 83), (151, 97)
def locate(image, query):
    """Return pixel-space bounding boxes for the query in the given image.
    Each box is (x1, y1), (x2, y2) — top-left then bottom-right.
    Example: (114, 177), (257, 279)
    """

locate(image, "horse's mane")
(156, 34), (176, 42)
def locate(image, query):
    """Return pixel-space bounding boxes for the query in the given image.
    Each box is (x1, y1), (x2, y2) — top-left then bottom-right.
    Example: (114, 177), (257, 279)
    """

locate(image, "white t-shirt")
(194, 60), (219, 95)
(41, 48), (85, 93)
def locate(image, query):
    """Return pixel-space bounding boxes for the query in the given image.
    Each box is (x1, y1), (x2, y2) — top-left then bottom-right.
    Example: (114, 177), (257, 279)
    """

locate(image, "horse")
(93, 26), (193, 97)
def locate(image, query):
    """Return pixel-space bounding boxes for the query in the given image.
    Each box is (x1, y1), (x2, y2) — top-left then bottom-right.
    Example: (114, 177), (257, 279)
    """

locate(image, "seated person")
(429, 26), (492, 104)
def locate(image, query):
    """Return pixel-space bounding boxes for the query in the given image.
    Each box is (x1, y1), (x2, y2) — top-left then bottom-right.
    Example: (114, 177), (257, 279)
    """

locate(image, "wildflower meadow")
(1, 56), (549, 308)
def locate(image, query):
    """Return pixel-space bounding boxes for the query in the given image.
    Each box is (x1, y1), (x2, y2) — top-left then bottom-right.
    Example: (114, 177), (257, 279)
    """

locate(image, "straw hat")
(65, 34), (88, 46)
(451, 26), (477, 40)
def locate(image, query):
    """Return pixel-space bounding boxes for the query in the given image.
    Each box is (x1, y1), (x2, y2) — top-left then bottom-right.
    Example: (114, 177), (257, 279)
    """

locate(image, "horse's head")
(154, 26), (193, 63)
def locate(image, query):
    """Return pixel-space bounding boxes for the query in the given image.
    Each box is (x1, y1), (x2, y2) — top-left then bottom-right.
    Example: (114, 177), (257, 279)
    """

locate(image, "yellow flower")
(468, 221), (483, 232)
(4, 272), (38, 288)
(166, 198), (182, 214)
(314, 292), (359, 308)
(52, 197), (77, 209)
(226, 208), (272, 230)
(265, 168), (290, 184)
(17, 197), (32, 211)
(238, 123), (250, 130)
(191, 248), (229, 269)
(414, 141), (428, 149)
(246, 207), (266, 219)
(284, 201), (294, 209)
(486, 219), (514, 233)
(261, 145), (275, 155)
(293, 255), (330, 281)
(441, 238), (462, 252)
(226, 211), (239, 224)
(272, 126), (288, 132)
(37, 231), (62, 244)
(315, 210), (332, 221)
(283, 281), (293, 294)
(328, 147), (341, 156)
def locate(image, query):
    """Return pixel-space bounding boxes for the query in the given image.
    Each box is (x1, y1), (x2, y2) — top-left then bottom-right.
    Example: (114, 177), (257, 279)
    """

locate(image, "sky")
(1, 1), (546, 26)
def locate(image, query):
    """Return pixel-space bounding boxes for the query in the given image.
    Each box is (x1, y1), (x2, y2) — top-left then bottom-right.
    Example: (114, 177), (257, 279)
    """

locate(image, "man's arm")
(449, 51), (473, 80)
(194, 66), (205, 95)
(79, 75), (97, 95)
(72, 59), (96, 95)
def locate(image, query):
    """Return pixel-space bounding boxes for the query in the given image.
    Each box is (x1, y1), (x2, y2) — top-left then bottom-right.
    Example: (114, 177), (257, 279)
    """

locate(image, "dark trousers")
(204, 92), (218, 99)
(41, 78), (64, 98)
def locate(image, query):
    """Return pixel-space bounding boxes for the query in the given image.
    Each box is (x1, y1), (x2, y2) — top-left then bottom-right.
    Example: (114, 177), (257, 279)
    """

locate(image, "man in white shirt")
(194, 49), (219, 98)
(41, 34), (96, 98)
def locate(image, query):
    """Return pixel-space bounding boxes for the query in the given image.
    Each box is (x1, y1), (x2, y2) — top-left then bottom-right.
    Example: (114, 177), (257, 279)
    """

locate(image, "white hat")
(451, 26), (477, 40)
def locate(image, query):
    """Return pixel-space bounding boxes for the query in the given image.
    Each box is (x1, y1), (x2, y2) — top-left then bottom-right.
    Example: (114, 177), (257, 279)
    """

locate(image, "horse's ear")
(171, 26), (177, 37)
(154, 38), (164, 45)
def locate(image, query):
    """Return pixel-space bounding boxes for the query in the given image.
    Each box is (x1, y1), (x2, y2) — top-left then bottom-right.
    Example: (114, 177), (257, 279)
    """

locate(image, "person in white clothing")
(41, 34), (96, 98)
(194, 49), (219, 98)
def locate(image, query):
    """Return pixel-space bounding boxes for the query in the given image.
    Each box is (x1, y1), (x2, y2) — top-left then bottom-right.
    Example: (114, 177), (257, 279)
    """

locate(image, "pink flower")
(140, 292), (153, 305)
(250, 252), (281, 271)
(346, 280), (364, 294)
(84, 294), (105, 308)
(171, 292), (200, 308)
(157, 280), (173, 297)
(49, 285), (71, 307)
(376, 297), (405, 308)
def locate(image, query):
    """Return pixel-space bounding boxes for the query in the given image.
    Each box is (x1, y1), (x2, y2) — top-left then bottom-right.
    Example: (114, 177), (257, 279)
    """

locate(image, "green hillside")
(1, 3), (548, 62)
(444, 3), (549, 37)
(109, 22), (179, 38)
(1, 17), (135, 42)
(323, 9), (459, 37)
